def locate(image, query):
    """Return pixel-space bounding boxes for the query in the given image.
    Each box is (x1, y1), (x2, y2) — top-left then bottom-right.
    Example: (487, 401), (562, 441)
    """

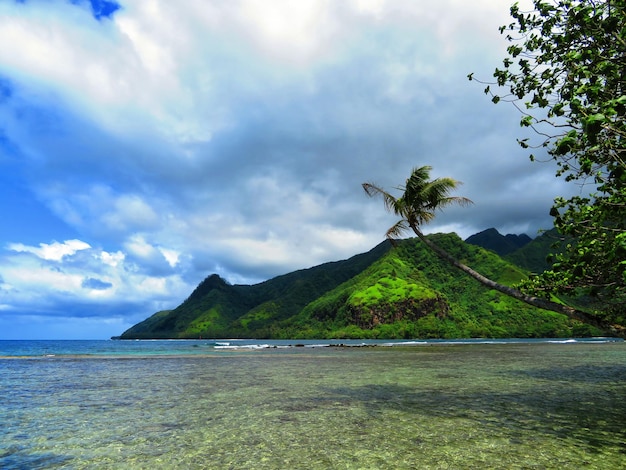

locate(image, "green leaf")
(520, 115), (533, 127)
(472, 0), (626, 319)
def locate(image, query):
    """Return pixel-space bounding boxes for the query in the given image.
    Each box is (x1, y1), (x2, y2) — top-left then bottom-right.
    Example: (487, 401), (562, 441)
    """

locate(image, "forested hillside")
(120, 232), (600, 339)
(465, 227), (568, 274)
(120, 240), (392, 338)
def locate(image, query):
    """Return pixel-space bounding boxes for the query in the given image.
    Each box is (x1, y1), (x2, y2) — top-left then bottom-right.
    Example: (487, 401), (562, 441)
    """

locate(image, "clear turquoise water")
(1, 340), (625, 469)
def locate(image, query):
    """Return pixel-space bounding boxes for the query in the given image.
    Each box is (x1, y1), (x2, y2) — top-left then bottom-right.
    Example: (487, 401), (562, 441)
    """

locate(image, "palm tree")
(363, 165), (625, 336)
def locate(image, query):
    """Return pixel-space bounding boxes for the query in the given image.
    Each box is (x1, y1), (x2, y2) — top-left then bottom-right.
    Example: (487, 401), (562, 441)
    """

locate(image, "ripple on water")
(1, 343), (625, 469)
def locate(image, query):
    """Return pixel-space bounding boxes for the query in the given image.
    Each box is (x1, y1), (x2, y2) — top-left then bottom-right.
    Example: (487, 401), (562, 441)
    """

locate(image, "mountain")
(504, 228), (568, 274)
(119, 233), (599, 340)
(465, 228), (532, 256)
(120, 240), (392, 339)
(465, 227), (569, 274)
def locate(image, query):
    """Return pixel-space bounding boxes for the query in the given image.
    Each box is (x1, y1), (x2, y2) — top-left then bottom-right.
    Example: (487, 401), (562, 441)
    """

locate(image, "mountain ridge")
(465, 227), (532, 256)
(119, 230), (599, 339)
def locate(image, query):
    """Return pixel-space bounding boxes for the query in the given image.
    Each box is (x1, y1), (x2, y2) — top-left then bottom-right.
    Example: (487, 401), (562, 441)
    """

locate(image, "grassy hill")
(120, 233), (600, 339)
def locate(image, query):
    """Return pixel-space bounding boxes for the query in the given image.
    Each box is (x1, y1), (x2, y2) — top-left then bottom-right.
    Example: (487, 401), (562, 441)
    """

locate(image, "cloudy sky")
(0, 0), (567, 339)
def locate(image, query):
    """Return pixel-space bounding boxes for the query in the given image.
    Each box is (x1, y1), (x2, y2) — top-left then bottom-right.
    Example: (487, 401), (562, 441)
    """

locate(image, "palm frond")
(385, 219), (409, 241)
(363, 182), (402, 216)
(421, 178), (456, 207)
(365, 165), (472, 235)
(405, 166), (432, 188)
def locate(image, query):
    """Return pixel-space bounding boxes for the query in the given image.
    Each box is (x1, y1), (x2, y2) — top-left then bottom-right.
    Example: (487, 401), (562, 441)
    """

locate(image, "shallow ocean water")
(1, 340), (625, 469)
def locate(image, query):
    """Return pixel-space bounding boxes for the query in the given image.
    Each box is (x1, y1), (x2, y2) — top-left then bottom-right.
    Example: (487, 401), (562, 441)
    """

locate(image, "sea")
(1, 338), (625, 469)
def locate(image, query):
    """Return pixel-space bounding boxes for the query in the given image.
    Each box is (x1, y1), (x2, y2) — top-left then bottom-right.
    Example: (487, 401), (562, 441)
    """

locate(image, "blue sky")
(0, 0), (567, 339)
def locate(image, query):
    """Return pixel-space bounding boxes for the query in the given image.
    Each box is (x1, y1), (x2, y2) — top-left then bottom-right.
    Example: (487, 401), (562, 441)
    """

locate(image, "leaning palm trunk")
(363, 166), (625, 338)
(410, 223), (626, 337)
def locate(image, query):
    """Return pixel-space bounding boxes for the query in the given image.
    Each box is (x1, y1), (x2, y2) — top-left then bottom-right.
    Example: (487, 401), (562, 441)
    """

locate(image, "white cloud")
(105, 194), (160, 232)
(233, 0), (343, 64)
(159, 248), (181, 268)
(2, 258), (84, 294)
(0, 240), (192, 319)
(100, 250), (125, 267)
(124, 234), (157, 259)
(8, 239), (91, 261)
(0, 0), (565, 338)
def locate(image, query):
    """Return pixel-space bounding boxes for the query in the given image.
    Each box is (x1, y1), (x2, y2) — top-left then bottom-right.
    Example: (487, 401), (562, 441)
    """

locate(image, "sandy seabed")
(2, 342), (626, 469)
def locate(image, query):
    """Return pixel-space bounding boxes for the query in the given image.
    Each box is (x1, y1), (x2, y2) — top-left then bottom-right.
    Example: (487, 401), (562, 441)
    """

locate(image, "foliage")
(120, 240), (393, 339)
(472, 0), (626, 320)
(363, 165), (473, 241)
(121, 233), (604, 340)
(302, 235), (598, 338)
(119, 310), (173, 339)
(504, 228), (567, 273)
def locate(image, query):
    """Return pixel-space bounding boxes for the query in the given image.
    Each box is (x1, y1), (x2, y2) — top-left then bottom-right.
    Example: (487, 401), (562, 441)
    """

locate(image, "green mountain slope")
(120, 240), (392, 339)
(280, 233), (597, 338)
(504, 228), (567, 274)
(120, 233), (599, 340)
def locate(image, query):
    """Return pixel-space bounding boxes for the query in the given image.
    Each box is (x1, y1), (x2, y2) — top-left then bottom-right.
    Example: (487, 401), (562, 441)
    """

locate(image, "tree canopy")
(471, 0), (626, 323)
(363, 165), (473, 241)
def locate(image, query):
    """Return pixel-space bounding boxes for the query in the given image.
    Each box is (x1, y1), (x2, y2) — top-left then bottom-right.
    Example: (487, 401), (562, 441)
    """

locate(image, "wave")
(2, 337), (622, 357)
(209, 337), (624, 351)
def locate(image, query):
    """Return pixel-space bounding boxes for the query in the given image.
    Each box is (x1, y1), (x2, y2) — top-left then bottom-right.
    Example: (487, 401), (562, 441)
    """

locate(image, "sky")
(0, 0), (571, 339)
